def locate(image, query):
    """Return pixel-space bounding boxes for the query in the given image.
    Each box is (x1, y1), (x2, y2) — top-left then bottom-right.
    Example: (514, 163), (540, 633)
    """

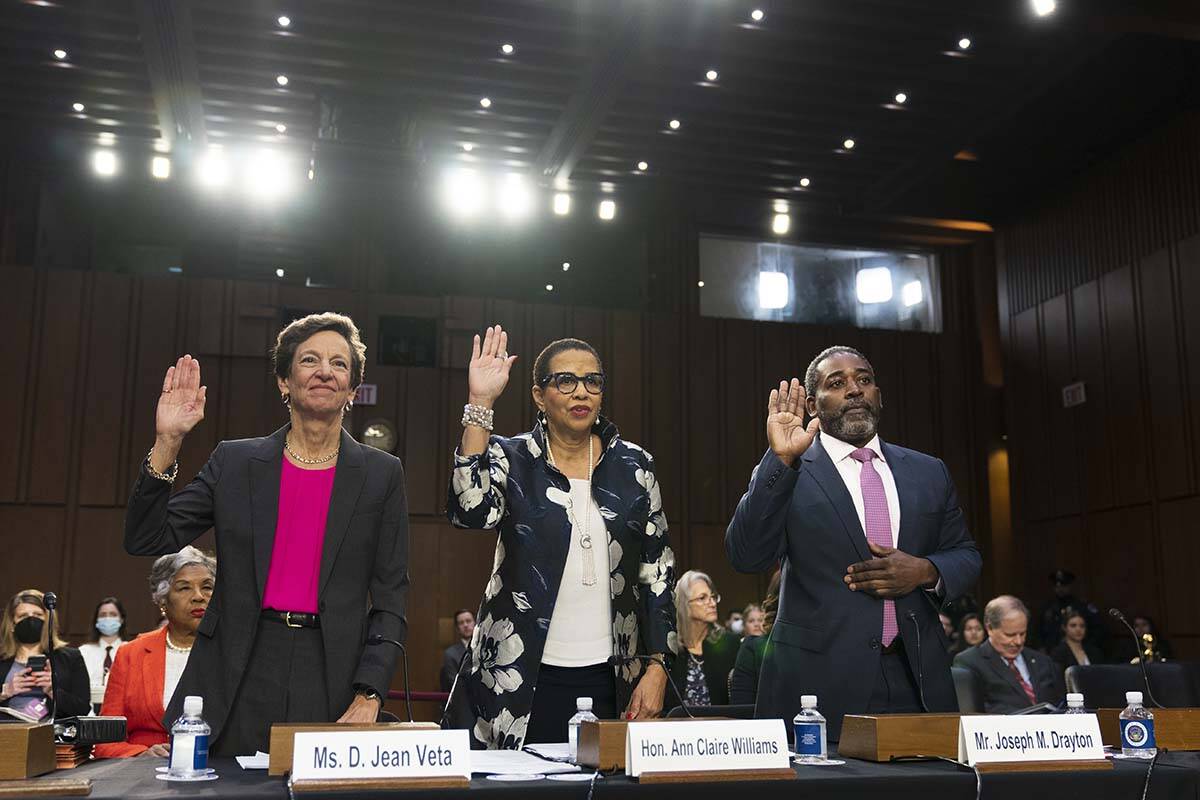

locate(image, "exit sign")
(355, 384), (378, 406)
(1062, 382), (1086, 408)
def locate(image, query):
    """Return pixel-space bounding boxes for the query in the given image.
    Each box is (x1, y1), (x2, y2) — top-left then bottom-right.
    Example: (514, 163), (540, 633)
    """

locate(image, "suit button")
(870, 638), (880, 649)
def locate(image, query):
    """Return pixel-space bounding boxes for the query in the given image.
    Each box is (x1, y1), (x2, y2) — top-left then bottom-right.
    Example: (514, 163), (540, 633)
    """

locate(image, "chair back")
(952, 665), (985, 713)
(1065, 663), (1198, 708)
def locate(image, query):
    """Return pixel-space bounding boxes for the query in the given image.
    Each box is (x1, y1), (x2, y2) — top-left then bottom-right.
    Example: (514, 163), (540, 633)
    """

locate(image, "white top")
(819, 432), (900, 546)
(78, 639), (125, 707)
(164, 647), (190, 710)
(542, 480), (613, 667)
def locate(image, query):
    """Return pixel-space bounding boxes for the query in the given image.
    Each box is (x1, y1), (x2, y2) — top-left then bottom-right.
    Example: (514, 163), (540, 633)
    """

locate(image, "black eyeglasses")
(539, 372), (605, 395)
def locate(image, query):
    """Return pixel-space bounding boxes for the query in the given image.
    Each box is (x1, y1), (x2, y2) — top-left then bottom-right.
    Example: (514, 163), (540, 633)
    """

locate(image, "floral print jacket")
(446, 415), (678, 749)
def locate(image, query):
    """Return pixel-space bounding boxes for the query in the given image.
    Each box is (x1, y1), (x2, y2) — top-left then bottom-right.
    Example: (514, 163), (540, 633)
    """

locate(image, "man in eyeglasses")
(726, 346), (981, 740)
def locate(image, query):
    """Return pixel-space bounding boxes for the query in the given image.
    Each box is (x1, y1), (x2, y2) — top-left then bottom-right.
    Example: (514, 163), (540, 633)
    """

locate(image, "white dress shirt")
(819, 432), (901, 546)
(78, 639), (125, 708)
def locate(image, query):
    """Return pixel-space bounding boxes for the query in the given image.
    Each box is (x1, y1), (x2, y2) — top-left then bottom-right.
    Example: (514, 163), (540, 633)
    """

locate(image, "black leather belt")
(261, 609), (321, 628)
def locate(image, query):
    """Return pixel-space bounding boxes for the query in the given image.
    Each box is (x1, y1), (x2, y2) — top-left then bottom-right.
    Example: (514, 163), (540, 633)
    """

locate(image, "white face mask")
(95, 617), (122, 637)
(729, 619), (745, 635)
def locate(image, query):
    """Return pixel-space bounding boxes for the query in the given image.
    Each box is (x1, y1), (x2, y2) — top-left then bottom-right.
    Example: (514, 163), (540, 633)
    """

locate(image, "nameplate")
(957, 714), (1105, 766)
(625, 719), (789, 778)
(291, 729), (470, 781)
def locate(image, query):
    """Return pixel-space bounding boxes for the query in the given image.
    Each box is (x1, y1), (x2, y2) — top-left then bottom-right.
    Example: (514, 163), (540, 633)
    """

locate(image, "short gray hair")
(804, 345), (872, 398)
(984, 595), (1029, 630)
(149, 546), (216, 607)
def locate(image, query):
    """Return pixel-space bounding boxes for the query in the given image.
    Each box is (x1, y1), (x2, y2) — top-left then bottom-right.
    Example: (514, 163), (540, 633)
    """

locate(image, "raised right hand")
(468, 325), (518, 407)
(156, 355), (207, 442)
(767, 378), (820, 466)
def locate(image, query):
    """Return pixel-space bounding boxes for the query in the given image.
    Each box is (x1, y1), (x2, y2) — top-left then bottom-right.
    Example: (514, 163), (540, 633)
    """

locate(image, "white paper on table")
(236, 751), (271, 770)
(471, 750), (582, 775)
(523, 743), (572, 762)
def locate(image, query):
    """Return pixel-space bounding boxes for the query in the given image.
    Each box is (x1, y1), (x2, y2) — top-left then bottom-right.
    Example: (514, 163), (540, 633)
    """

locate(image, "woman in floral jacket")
(446, 326), (678, 749)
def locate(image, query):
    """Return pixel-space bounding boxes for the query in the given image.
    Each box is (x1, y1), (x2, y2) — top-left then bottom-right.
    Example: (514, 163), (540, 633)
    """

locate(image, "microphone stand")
(366, 635), (414, 723)
(904, 612), (930, 713)
(608, 654), (694, 719)
(43, 592), (59, 724)
(439, 648), (472, 730)
(1109, 608), (1164, 709)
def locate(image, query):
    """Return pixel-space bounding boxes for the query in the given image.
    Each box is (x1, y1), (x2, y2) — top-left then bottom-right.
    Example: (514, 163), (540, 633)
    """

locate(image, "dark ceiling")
(1, 0), (1198, 225)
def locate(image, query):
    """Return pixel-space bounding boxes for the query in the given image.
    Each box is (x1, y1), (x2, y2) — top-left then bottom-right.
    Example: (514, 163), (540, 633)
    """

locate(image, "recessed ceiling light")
(552, 192), (570, 215)
(705, 69), (719, 81)
(799, 177), (811, 188)
(92, 150), (117, 176)
(53, 48), (67, 60)
(462, 143), (474, 152)
(894, 92), (907, 104)
(636, 160), (648, 171)
(151, 156), (171, 180)
(598, 199), (616, 220)
(773, 200), (788, 214)
(668, 119), (681, 130)
(562, 262), (571, 271)
(697, 280), (705, 288)
(501, 43), (514, 55)
(958, 37), (972, 50)
(276, 268), (286, 278)
(276, 74), (289, 86)
(480, 97), (492, 108)
(750, 9), (764, 22)
(277, 15), (291, 27)
(545, 284), (554, 291)
(275, 123), (287, 133)
(72, 102), (85, 112)
(843, 138), (856, 150)
(772, 214), (790, 235)
(1032, 0), (1056, 16)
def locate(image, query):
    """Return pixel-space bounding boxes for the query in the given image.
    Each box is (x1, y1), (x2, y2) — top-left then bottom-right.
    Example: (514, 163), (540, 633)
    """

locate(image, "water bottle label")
(1121, 719), (1155, 750)
(794, 722), (823, 756)
(169, 733), (194, 772)
(192, 734), (209, 769)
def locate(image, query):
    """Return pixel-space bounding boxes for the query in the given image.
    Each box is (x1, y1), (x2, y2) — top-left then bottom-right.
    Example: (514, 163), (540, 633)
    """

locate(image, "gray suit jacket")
(726, 436), (981, 739)
(124, 425), (410, 742)
(953, 641), (1063, 713)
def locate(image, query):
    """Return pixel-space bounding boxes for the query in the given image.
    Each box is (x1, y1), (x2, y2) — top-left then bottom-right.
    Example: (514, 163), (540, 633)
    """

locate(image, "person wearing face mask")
(0, 589), (90, 720)
(95, 548), (216, 757)
(724, 612), (745, 637)
(78, 596), (128, 713)
(123, 313), (410, 756)
(446, 329), (678, 749)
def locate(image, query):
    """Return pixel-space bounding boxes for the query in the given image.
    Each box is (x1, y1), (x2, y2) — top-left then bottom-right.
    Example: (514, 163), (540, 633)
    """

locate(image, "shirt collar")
(820, 431), (885, 465)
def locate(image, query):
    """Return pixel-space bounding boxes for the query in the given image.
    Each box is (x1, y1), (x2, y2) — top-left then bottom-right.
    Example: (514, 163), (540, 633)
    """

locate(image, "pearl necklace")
(545, 434), (596, 587)
(165, 632), (193, 653)
(285, 434), (339, 465)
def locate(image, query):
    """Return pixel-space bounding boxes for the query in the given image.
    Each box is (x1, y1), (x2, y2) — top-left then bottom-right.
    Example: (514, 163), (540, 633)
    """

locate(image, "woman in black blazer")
(124, 313), (409, 756)
(666, 571), (740, 711)
(1049, 608), (1105, 673)
(0, 589), (90, 720)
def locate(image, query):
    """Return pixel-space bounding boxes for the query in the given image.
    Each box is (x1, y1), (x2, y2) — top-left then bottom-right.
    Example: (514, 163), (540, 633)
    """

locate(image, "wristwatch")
(354, 684), (381, 703)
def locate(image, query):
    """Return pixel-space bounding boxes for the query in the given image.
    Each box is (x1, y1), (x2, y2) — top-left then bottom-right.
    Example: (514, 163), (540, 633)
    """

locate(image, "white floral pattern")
(484, 540), (505, 601)
(609, 537), (625, 596)
(612, 611), (642, 682)
(472, 614), (525, 695)
(474, 709), (530, 750)
(639, 545), (674, 597)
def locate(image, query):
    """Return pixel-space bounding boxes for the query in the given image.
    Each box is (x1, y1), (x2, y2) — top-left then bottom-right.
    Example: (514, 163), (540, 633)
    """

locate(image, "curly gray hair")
(148, 546), (216, 607)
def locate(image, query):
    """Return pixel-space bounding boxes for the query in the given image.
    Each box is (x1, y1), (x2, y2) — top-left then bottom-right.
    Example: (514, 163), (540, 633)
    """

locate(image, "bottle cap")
(800, 695), (817, 708)
(1126, 691), (1143, 704)
(576, 697), (593, 711)
(1066, 693), (1083, 705)
(183, 695), (203, 716)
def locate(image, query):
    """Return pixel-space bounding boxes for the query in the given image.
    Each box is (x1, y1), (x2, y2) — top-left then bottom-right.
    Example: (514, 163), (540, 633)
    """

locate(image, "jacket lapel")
(982, 641), (1027, 698)
(881, 442), (915, 553)
(802, 437), (870, 562)
(143, 629), (167, 721)
(249, 427), (288, 601)
(318, 429), (367, 597)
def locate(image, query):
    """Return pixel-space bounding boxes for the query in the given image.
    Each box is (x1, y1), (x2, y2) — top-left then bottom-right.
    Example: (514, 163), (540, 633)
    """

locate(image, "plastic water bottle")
(1120, 691), (1156, 758)
(567, 696), (598, 763)
(793, 695), (827, 763)
(168, 696), (211, 778)
(1065, 692), (1087, 714)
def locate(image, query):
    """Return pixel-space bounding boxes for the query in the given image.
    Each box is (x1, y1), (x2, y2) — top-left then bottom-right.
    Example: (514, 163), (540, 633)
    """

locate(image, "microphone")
(1109, 609), (1164, 709)
(366, 634), (413, 723)
(904, 612), (930, 713)
(43, 591), (59, 723)
(607, 654), (694, 719)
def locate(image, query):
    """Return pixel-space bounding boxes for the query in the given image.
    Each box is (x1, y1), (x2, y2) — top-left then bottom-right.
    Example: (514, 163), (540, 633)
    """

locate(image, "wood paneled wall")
(0, 255), (987, 719)
(996, 111), (1200, 657)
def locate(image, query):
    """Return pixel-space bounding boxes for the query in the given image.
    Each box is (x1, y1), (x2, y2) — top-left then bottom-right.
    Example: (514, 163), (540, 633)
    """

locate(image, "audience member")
(953, 595), (1062, 713)
(724, 611), (745, 636)
(730, 572), (780, 706)
(440, 609), (475, 693)
(1049, 608), (1105, 674)
(1117, 614), (1174, 663)
(950, 612), (985, 655)
(1037, 569), (1103, 650)
(743, 604), (766, 638)
(78, 596), (128, 713)
(939, 612), (956, 653)
(667, 570), (739, 710)
(0, 589), (90, 720)
(95, 547), (215, 757)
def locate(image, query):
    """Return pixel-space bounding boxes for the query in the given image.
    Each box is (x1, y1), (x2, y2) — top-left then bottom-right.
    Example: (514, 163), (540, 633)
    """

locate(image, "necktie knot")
(850, 447), (876, 464)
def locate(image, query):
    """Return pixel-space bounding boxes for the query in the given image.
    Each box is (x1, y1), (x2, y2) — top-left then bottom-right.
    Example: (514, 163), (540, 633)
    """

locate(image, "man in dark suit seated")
(953, 595), (1063, 712)
(440, 609), (475, 693)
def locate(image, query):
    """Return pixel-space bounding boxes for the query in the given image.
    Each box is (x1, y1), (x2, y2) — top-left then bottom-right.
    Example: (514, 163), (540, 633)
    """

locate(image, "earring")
(343, 400), (353, 414)
(281, 393), (290, 407)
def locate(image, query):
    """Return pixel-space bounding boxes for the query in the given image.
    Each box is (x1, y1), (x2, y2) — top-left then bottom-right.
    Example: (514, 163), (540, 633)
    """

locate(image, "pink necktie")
(1006, 658), (1037, 704)
(850, 448), (898, 647)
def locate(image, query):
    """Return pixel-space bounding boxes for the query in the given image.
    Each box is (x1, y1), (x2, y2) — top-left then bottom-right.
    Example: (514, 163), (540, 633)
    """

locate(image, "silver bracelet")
(462, 403), (495, 431)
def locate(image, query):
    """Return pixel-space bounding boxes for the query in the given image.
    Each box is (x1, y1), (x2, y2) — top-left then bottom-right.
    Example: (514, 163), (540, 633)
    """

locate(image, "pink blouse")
(261, 458), (336, 614)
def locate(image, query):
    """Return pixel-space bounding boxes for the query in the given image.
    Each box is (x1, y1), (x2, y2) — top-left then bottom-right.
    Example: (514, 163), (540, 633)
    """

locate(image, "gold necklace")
(545, 434), (596, 587)
(285, 434), (339, 465)
(165, 632), (192, 653)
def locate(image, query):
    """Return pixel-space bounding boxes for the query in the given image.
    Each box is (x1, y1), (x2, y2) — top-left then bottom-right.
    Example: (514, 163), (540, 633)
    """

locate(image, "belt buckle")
(284, 611), (303, 629)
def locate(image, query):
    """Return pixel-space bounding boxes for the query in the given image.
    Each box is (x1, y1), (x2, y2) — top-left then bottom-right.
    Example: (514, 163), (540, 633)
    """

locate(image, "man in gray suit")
(954, 595), (1063, 712)
(440, 609), (475, 693)
(726, 346), (981, 739)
